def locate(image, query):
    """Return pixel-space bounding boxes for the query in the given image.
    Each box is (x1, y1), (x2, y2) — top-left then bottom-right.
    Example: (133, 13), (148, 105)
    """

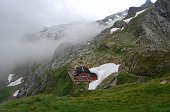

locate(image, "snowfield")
(123, 17), (134, 23)
(7, 77), (23, 87)
(105, 13), (127, 27)
(13, 90), (19, 97)
(88, 63), (120, 90)
(135, 9), (146, 17)
(124, 9), (146, 23)
(110, 28), (120, 34)
(115, 15), (120, 18)
(8, 74), (14, 83)
(123, 13), (127, 16)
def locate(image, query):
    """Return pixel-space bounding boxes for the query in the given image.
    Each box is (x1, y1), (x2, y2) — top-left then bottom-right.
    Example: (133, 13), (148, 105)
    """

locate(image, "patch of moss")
(1, 76), (170, 112)
(117, 72), (138, 85)
(72, 83), (87, 97)
(95, 47), (108, 53)
(44, 65), (74, 96)
(44, 65), (89, 97)
(128, 51), (170, 77)
(0, 87), (13, 103)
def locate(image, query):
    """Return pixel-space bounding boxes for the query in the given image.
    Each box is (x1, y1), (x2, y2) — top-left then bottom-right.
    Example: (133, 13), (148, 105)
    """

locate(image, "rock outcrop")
(124, 0), (153, 19)
(102, 10), (128, 23)
(141, 0), (153, 9)
(133, 0), (170, 51)
(112, 20), (127, 28)
(126, 0), (170, 76)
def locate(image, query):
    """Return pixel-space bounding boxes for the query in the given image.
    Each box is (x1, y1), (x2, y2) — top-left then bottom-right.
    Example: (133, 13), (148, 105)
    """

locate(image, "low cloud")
(0, 0), (101, 80)
(0, 22), (105, 80)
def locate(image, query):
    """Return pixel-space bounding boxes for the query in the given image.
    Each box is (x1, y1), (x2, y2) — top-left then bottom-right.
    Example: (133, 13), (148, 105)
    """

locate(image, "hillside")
(0, 75), (170, 112)
(0, 0), (170, 111)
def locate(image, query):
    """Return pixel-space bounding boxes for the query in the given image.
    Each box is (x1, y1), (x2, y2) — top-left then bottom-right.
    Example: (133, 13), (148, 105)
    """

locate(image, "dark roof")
(74, 66), (97, 77)
(90, 72), (97, 77)
(75, 66), (91, 75)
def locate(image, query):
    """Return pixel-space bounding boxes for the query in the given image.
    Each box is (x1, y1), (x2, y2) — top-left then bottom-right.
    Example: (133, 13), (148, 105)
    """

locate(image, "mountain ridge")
(0, 1), (170, 110)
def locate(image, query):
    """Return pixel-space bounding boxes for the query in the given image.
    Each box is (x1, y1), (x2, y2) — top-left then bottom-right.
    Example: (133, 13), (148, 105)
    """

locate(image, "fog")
(0, 0), (157, 80)
(0, 0), (100, 80)
(0, 13), (105, 80)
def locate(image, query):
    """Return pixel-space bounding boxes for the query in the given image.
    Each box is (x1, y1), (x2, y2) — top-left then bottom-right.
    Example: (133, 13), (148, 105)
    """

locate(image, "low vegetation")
(0, 76), (170, 112)
(44, 65), (87, 96)
(117, 72), (138, 85)
(0, 87), (13, 103)
(44, 65), (74, 96)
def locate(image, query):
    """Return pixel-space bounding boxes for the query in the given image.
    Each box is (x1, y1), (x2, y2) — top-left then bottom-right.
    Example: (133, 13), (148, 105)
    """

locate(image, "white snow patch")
(8, 74), (14, 83)
(124, 9), (146, 23)
(108, 19), (113, 22)
(123, 17), (134, 23)
(105, 14), (126, 27)
(13, 90), (19, 97)
(88, 63), (120, 90)
(110, 28), (120, 34)
(121, 27), (124, 30)
(7, 77), (23, 87)
(115, 15), (120, 18)
(135, 9), (146, 17)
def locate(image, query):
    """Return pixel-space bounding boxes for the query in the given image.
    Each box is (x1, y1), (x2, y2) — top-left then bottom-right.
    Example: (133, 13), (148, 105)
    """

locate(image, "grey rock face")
(136, 0), (170, 51)
(112, 20), (127, 28)
(141, 0), (153, 9)
(51, 42), (88, 69)
(27, 24), (69, 42)
(124, 0), (153, 19)
(17, 64), (50, 97)
(154, 0), (170, 21)
(102, 10), (128, 23)
(53, 43), (85, 60)
(125, 7), (143, 19)
(126, 0), (170, 76)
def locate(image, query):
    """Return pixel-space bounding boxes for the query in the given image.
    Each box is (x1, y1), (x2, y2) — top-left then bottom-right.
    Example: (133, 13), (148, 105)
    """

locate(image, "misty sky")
(0, 0), (157, 37)
(0, 0), (157, 79)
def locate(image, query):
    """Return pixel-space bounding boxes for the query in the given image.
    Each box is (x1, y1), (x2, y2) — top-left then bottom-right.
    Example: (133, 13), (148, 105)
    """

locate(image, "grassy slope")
(43, 65), (73, 96)
(43, 65), (87, 97)
(0, 76), (170, 112)
(0, 87), (13, 103)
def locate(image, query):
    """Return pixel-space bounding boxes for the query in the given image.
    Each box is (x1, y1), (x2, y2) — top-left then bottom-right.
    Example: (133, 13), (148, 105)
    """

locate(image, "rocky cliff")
(124, 0), (153, 19)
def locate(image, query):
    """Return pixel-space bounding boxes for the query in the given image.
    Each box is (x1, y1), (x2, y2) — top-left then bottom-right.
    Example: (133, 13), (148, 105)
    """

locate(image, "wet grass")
(0, 76), (170, 112)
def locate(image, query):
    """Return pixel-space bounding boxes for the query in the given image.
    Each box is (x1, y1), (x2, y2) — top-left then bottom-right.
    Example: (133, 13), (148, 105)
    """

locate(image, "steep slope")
(2, 0), (170, 101)
(0, 80), (13, 103)
(125, 0), (170, 76)
(68, 0), (170, 88)
(124, 0), (153, 19)
(141, 0), (154, 9)
(6, 10), (129, 98)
